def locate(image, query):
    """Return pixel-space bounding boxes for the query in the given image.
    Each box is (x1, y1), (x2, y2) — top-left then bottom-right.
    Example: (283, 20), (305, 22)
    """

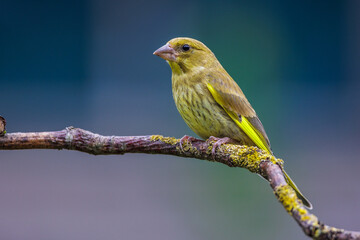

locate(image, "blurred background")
(1, 0), (359, 239)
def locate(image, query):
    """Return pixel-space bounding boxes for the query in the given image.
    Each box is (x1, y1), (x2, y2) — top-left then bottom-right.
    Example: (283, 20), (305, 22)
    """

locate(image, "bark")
(0, 116), (5, 136)
(0, 125), (359, 240)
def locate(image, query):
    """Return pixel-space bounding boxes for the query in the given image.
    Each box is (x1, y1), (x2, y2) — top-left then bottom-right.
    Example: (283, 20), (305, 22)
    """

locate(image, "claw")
(208, 136), (236, 158)
(179, 135), (197, 152)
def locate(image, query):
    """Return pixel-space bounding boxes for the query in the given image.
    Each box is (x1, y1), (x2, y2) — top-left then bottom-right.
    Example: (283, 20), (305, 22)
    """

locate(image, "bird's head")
(154, 37), (218, 74)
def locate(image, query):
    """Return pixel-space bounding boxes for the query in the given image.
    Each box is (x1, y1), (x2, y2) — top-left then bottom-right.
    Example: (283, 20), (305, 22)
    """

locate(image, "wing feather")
(206, 71), (313, 208)
(207, 71), (256, 117)
(206, 71), (272, 153)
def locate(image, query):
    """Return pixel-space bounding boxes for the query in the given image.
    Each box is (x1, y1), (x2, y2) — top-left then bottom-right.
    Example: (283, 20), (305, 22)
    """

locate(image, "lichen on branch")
(0, 125), (359, 240)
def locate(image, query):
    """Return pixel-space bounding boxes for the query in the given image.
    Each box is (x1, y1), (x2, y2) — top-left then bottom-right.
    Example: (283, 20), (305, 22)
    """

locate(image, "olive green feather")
(154, 37), (312, 209)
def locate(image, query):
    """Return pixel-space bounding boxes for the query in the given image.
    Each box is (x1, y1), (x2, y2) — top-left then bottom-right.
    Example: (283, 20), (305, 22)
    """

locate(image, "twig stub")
(0, 116), (6, 136)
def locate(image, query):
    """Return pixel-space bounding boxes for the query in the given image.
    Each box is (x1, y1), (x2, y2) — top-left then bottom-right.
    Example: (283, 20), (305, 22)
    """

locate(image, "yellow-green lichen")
(313, 226), (345, 239)
(150, 135), (201, 156)
(180, 138), (200, 155)
(213, 142), (282, 173)
(150, 135), (180, 145)
(275, 185), (318, 223)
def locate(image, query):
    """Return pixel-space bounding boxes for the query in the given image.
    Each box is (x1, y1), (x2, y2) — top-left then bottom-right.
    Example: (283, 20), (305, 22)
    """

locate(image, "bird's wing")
(206, 72), (313, 208)
(206, 71), (272, 154)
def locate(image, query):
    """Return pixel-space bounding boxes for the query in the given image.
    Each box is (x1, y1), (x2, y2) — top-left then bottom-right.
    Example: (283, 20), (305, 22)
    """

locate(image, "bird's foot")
(179, 135), (197, 152)
(207, 136), (236, 158)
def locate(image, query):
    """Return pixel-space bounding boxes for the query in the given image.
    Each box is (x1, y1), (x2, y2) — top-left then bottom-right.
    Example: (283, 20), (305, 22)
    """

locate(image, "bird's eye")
(182, 44), (190, 51)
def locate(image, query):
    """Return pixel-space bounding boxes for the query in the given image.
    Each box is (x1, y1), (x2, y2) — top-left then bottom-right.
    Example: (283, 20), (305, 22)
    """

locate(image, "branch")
(0, 124), (359, 239)
(0, 116), (6, 136)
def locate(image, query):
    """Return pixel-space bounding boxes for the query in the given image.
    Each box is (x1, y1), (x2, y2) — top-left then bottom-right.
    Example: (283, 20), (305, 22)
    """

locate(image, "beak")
(153, 43), (177, 61)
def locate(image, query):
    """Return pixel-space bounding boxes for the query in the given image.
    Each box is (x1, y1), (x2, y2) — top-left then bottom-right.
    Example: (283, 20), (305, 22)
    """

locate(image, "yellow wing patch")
(207, 82), (312, 208)
(207, 83), (271, 154)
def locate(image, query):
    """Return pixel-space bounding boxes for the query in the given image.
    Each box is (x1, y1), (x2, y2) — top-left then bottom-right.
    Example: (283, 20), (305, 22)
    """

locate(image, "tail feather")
(282, 169), (313, 209)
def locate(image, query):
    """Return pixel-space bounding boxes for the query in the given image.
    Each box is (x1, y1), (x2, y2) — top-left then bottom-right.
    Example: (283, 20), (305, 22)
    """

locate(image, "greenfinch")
(154, 37), (312, 209)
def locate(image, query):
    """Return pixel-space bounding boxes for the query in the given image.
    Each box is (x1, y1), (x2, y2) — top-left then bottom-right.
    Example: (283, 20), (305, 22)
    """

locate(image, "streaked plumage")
(154, 37), (312, 209)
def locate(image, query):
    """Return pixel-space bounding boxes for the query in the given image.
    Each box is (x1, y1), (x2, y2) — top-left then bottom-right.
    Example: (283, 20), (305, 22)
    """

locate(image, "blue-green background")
(1, 0), (359, 239)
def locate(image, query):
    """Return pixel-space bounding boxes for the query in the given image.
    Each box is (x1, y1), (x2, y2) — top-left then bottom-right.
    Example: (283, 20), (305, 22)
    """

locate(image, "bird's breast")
(172, 75), (244, 141)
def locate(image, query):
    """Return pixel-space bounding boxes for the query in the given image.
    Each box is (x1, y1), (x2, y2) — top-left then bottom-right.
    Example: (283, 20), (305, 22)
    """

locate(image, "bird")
(153, 37), (312, 209)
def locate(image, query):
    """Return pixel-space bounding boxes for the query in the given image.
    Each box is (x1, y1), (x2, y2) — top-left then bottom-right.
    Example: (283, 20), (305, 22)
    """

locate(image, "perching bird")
(154, 37), (312, 209)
